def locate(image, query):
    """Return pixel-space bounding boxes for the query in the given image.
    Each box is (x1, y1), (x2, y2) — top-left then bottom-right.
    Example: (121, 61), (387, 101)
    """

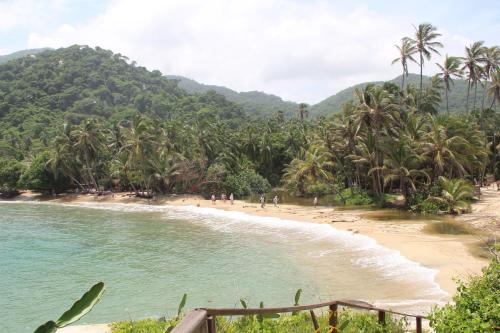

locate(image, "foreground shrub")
(110, 319), (173, 333)
(429, 258), (500, 332)
(111, 310), (408, 333)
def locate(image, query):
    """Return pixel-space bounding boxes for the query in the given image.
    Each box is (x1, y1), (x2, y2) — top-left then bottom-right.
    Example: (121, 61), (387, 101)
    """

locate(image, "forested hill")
(166, 75), (298, 117)
(0, 48), (51, 64)
(0, 45), (245, 151)
(311, 73), (487, 116)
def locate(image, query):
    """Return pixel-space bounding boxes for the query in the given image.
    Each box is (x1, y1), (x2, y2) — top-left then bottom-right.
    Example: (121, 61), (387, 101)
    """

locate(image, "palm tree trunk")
(419, 52), (423, 112)
(493, 133), (497, 176)
(473, 83), (478, 109)
(466, 81), (471, 113)
(445, 88), (449, 113)
(401, 71), (405, 91)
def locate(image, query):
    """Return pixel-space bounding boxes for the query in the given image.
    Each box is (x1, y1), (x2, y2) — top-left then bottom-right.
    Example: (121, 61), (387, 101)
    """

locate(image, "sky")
(0, 0), (499, 104)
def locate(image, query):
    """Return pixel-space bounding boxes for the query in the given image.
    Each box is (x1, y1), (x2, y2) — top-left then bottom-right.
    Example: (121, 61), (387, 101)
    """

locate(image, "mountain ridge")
(1, 47), (490, 119)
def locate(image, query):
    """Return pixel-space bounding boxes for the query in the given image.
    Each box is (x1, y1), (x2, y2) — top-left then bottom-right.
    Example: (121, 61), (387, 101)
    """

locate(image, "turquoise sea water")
(0, 201), (447, 332)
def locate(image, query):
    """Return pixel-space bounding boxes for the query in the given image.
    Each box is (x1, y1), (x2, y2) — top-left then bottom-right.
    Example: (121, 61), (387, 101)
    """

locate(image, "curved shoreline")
(7, 191), (491, 297)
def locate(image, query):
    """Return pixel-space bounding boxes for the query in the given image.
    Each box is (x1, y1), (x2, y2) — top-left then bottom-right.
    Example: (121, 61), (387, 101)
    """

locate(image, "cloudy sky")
(1, 0), (499, 103)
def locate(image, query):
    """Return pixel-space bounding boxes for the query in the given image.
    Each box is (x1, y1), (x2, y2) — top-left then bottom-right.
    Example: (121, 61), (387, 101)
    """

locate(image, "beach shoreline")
(6, 189), (498, 333)
(14, 189), (496, 297)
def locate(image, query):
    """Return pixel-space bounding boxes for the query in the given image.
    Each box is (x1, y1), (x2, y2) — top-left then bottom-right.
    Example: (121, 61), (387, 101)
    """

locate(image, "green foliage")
(34, 282), (105, 333)
(110, 319), (173, 333)
(427, 177), (474, 214)
(335, 188), (374, 205)
(110, 310), (408, 333)
(0, 157), (23, 196)
(18, 152), (71, 192)
(430, 258), (500, 332)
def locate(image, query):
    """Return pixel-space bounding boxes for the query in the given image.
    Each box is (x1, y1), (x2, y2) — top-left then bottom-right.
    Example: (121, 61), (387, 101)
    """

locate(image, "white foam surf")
(1, 199), (448, 303)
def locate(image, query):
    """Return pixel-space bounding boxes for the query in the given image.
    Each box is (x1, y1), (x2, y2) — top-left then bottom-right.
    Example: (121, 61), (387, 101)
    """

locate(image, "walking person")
(313, 196), (318, 208)
(229, 193), (234, 205)
(273, 195), (278, 207)
(211, 193), (216, 205)
(221, 193), (226, 203)
(260, 194), (265, 208)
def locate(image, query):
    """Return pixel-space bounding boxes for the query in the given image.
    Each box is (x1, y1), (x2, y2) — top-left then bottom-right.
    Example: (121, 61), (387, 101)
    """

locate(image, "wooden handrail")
(171, 309), (208, 333)
(172, 299), (427, 333)
(203, 299), (424, 319)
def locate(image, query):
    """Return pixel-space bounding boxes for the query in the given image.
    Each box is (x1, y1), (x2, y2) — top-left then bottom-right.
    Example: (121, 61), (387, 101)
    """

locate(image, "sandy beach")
(13, 188), (499, 333)
(24, 188), (498, 295)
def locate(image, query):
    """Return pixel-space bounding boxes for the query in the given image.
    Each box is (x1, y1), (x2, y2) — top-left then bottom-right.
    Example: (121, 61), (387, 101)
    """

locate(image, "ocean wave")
(1, 199), (448, 300)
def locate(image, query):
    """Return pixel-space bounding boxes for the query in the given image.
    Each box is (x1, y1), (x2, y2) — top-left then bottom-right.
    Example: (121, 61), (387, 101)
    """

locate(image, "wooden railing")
(172, 299), (426, 333)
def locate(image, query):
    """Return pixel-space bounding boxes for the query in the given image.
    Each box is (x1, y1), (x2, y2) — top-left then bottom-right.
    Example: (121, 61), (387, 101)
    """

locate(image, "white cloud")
(16, 0), (495, 103)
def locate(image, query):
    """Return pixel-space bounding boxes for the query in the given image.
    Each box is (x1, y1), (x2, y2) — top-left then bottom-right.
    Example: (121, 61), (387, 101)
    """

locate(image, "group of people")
(210, 192), (319, 208)
(211, 193), (234, 205)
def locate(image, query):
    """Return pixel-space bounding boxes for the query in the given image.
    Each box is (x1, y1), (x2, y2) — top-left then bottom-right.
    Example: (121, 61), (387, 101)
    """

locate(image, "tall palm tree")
(421, 117), (472, 179)
(408, 23), (443, 100)
(297, 103), (309, 121)
(379, 138), (429, 203)
(488, 71), (500, 108)
(462, 41), (487, 113)
(436, 55), (463, 113)
(71, 119), (106, 191)
(122, 115), (158, 196)
(391, 38), (417, 90)
(481, 46), (499, 109)
(354, 85), (398, 201)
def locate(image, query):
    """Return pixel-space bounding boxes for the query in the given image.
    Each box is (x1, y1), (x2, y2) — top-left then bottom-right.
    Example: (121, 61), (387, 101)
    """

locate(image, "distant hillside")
(166, 75), (299, 117)
(0, 46), (245, 152)
(311, 73), (488, 116)
(0, 48), (51, 64)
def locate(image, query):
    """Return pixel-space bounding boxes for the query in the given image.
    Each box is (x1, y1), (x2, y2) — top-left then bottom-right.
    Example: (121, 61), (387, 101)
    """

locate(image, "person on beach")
(260, 194), (265, 208)
(273, 195), (278, 207)
(211, 193), (216, 205)
(229, 193), (234, 205)
(313, 196), (318, 208)
(221, 193), (226, 203)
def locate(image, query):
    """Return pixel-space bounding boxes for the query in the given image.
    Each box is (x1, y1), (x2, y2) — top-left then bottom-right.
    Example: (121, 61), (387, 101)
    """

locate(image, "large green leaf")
(294, 288), (302, 306)
(176, 293), (187, 318)
(33, 321), (57, 333)
(56, 282), (105, 327)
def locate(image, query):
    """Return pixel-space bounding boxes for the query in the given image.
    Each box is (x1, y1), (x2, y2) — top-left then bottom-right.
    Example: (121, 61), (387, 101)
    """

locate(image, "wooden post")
(416, 317), (422, 333)
(378, 310), (386, 325)
(207, 315), (216, 333)
(309, 310), (319, 331)
(329, 304), (338, 333)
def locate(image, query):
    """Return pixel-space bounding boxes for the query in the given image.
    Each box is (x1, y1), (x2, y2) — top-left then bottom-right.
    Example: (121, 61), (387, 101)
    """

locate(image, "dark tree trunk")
(466, 81), (471, 113)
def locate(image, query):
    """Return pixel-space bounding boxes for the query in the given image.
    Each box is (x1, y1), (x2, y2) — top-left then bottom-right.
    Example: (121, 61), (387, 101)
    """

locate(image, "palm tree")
(349, 132), (382, 200)
(421, 117), (472, 179)
(407, 23), (443, 100)
(481, 46), (499, 109)
(48, 124), (82, 188)
(419, 75), (443, 115)
(283, 145), (334, 196)
(122, 115), (158, 196)
(297, 103), (309, 121)
(488, 70), (500, 108)
(354, 85), (398, 201)
(462, 41), (487, 113)
(391, 38), (417, 90)
(378, 138), (429, 203)
(436, 55), (463, 113)
(428, 176), (473, 214)
(71, 119), (106, 191)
